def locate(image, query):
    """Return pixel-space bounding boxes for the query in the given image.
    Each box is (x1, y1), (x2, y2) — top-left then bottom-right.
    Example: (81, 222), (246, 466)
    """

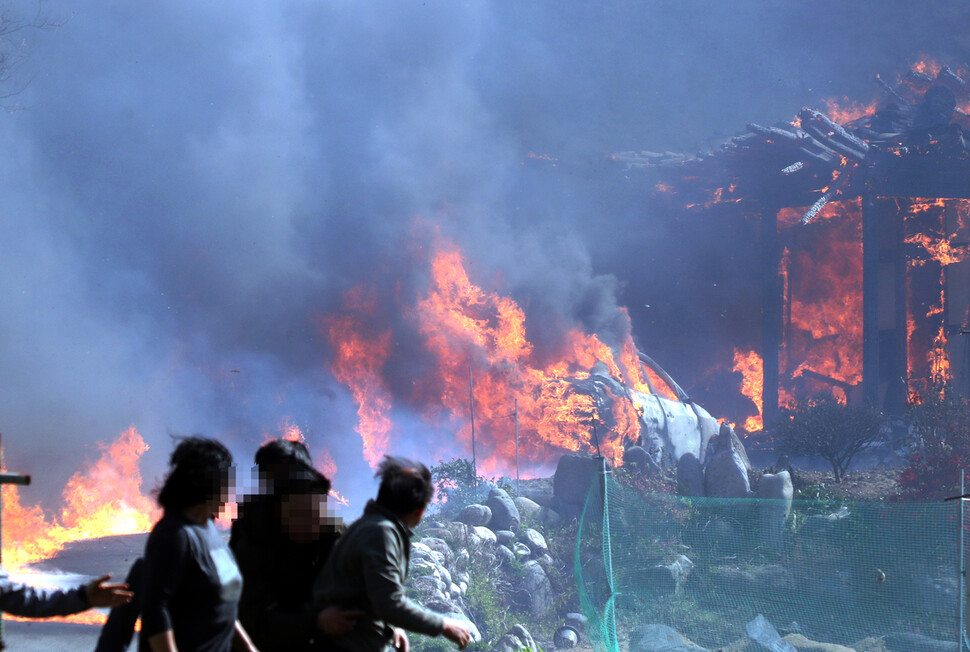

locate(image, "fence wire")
(576, 474), (967, 651)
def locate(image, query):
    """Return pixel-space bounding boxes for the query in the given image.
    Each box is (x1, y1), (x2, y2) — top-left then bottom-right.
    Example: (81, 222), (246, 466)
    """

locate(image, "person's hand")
(441, 617), (470, 650)
(85, 574), (133, 608)
(315, 606), (364, 635)
(392, 627), (410, 652)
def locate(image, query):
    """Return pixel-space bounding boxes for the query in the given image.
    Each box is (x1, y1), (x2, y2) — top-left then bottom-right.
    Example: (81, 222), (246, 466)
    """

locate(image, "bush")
(898, 385), (970, 500)
(776, 395), (884, 482)
(429, 457), (486, 518)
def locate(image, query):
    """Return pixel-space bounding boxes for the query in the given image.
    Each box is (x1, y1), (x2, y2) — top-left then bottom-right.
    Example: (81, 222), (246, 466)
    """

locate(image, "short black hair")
(253, 438), (330, 495)
(158, 436), (233, 512)
(255, 439), (312, 468)
(374, 456), (433, 516)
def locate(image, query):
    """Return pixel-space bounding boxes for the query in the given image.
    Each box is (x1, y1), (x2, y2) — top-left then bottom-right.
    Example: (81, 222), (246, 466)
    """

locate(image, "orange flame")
(732, 349), (764, 432)
(324, 287), (393, 468)
(823, 97), (878, 124)
(327, 232), (654, 474)
(2, 427), (159, 571)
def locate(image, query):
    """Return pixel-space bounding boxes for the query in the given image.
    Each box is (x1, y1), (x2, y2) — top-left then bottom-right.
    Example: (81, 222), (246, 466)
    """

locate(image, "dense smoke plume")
(2, 0), (969, 509)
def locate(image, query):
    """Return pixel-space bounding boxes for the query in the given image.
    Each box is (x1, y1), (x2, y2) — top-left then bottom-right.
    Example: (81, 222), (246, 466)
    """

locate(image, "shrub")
(429, 457), (486, 518)
(776, 395), (884, 482)
(898, 384), (970, 500)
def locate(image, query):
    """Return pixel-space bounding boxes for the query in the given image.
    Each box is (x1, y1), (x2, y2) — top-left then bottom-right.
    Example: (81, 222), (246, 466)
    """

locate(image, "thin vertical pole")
(469, 367), (477, 485)
(514, 398), (519, 495)
(862, 180), (880, 407)
(961, 469), (966, 650)
(761, 202), (781, 429)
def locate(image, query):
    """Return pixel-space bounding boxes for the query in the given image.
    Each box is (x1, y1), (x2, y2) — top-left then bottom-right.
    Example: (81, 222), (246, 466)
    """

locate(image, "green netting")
(576, 473), (966, 651)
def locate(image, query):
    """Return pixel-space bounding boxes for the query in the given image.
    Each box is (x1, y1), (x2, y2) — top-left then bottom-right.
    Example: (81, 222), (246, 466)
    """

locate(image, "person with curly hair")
(140, 436), (257, 652)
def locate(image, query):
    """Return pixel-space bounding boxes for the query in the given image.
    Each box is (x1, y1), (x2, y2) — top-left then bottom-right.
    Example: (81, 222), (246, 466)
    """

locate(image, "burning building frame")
(616, 60), (970, 429)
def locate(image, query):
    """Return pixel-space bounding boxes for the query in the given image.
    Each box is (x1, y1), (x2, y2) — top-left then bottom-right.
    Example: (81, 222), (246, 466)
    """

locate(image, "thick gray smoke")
(1, 0), (967, 511)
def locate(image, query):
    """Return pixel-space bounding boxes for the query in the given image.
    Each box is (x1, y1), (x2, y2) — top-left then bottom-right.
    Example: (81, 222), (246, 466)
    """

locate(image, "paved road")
(3, 533), (147, 650)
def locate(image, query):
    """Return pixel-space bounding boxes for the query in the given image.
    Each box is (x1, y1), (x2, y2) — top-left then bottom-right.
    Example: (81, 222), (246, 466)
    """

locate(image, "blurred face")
(280, 491), (329, 544)
(204, 466), (236, 518)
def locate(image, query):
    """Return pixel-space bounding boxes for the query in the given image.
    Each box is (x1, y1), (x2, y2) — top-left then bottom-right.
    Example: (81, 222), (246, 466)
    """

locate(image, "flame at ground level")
(2, 427), (159, 571)
(326, 230), (678, 474)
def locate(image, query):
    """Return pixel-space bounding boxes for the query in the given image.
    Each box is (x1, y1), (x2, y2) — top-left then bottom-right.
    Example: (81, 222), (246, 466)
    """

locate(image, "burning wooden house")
(615, 60), (970, 429)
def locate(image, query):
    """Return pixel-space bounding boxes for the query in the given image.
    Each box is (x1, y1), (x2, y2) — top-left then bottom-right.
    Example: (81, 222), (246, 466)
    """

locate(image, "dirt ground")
(787, 467), (903, 501)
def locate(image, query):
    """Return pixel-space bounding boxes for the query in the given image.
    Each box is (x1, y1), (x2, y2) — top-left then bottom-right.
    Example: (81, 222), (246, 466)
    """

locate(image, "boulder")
(522, 560), (555, 616)
(492, 624), (539, 652)
(554, 454), (608, 511)
(646, 554), (694, 596)
(518, 528), (549, 555)
(704, 447), (751, 498)
(487, 487), (521, 532)
(746, 614), (796, 652)
(538, 506), (563, 527)
(676, 452), (705, 497)
(623, 446), (662, 474)
(494, 530), (516, 546)
(442, 612), (481, 645)
(713, 422), (752, 472)
(418, 537), (453, 565)
(629, 624), (707, 651)
(800, 506), (850, 537)
(457, 504), (493, 527)
(495, 544), (516, 566)
(471, 526), (497, 545)
(513, 542), (531, 559)
(514, 496), (542, 521)
(756, 470), (793, 549)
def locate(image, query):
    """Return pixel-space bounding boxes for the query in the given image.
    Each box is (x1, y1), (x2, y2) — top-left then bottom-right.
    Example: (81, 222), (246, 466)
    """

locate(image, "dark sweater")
(230, 496), (342, 652)
(139, 512), (242, 652)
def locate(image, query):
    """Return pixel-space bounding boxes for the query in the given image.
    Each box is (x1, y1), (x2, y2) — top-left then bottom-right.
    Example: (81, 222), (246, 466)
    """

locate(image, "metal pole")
(469, 367), (477, 486)
(514, 398), (519, 495)
(961, 469), (966, 650)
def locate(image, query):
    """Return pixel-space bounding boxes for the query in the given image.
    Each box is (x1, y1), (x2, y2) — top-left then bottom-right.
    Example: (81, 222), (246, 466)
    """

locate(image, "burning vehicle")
(574, 352), (718, 468)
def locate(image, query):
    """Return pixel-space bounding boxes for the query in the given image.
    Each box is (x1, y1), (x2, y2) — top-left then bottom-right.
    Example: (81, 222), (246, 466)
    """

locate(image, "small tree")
(429, 457), (485, 518)
(776, 395), (884, 482)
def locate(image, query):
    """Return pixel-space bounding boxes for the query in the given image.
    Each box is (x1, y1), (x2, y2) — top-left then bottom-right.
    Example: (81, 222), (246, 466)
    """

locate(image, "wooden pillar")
(762, 203), (782, 429)
(862, 181), (880, 407)
(889, 198), (909, 413)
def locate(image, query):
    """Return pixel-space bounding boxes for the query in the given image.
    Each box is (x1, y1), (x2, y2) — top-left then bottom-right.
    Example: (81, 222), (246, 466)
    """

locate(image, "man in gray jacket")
(312, 456), (470, 652)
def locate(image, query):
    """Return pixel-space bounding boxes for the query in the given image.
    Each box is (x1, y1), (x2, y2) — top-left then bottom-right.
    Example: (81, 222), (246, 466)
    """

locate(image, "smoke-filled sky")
(2, 0), (969, 511)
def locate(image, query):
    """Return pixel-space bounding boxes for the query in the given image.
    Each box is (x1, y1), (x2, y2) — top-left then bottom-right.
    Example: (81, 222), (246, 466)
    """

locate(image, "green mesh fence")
(576, 472), (966, 651)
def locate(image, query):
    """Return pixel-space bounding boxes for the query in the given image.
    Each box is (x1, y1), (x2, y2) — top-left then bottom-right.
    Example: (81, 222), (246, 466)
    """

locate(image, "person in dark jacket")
(312, 456), (470, 652)
(230, 439), (360, 652)
(0, 566), (131, 617)
(139, 436), (257, 652)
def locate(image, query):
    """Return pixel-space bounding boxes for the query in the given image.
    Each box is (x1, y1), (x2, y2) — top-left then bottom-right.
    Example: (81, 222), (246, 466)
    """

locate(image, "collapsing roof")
(614, 63), (970, 210)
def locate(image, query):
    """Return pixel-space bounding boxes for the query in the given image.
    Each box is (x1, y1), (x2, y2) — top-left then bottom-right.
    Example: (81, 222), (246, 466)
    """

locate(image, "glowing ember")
(2, 427), (159, 571)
